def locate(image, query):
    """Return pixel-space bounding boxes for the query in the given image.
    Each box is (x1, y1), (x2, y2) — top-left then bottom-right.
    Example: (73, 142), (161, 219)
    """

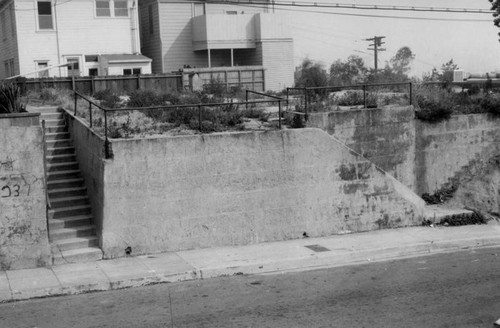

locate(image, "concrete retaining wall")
(414, 114), (500, 195)
(307, 106), (416, 190)
(0, 113), (50, 270)
(307, 108), (500, 195)
(100, 129), (424, 258)
(66, 114), (106, 246)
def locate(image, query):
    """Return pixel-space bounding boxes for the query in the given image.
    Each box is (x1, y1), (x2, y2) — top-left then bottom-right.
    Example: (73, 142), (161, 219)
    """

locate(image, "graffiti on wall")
(0, 157), (37, 199)
(0, 157), (15, 172)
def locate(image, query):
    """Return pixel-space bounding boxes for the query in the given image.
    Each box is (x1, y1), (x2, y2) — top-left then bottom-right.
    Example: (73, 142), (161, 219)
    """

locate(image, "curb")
(2, 234), (500, 303)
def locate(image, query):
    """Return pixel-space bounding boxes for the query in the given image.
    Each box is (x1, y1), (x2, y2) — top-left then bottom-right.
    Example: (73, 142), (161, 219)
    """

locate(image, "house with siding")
(0, 0), (151, 80)
(138, 0), (294, 91)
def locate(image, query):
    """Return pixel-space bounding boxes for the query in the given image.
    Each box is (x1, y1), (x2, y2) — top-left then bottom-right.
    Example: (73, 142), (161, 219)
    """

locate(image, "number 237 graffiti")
(1, 184), (21, 198)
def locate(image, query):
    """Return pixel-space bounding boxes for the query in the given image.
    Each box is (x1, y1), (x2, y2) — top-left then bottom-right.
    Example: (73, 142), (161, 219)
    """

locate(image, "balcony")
(192, 14), (257, 51)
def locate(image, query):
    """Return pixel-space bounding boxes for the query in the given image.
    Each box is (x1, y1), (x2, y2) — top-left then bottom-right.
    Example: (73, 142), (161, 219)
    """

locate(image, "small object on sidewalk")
(303, 232), (309, 238)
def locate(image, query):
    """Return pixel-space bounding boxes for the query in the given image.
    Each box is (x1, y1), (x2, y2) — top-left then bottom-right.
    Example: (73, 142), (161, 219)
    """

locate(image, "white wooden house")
(138, 0), (294, 91)
(0, 0), (151, 79)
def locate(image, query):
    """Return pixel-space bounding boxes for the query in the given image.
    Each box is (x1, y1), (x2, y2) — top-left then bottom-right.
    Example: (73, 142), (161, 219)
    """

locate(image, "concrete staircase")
(39, 107), (103, 265)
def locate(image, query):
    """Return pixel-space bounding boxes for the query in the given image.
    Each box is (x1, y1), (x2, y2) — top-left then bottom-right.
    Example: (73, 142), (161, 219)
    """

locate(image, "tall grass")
(0, 83), (25, 114)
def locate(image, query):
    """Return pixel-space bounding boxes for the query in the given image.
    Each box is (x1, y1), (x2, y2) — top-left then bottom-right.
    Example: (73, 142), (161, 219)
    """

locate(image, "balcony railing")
(192, 14), (257, 51)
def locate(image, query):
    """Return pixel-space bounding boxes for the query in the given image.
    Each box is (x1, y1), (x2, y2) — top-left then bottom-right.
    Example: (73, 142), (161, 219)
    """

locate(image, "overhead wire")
(206, 0), (494, 22)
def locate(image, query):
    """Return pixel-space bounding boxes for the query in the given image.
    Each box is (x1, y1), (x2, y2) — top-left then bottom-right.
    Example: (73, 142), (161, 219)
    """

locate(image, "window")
(194, 3), (205, 16)
(123, 68), (141, 75)
(37, 61), (49, 78)
(88, 68), (98, 76)
(4, 59), (14, 77)
(37, 1), (53, 30)
(114, 0), (128, 17)
(66, 58), (80, 77)
(85, 55), (98, 62)
(96, 0), (128, 17)
(226, 11), (237, 15)
(96, 0), (110, 17)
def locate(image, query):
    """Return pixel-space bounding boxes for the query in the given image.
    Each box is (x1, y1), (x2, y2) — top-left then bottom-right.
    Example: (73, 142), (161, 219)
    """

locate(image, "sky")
(267, 0), (500, 78)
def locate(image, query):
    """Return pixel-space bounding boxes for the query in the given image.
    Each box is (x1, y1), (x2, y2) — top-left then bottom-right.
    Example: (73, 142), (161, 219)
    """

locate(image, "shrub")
(0, 83), (25, 114)
(414, 95), (453, 122)
(203, 78), (227, 98)
(39, 88), (60, 103)
(291, 114), (304, 128)
(127, 89), (169, 107)
(334, 90), (377, 108)
(240, 106), (269, 122)
(480, 94), (500, 116)
(93, 89), (121, 108)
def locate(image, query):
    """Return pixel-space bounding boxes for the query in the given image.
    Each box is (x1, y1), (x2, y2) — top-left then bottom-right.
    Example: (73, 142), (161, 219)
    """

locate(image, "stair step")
(46, 146), (75, 156)
(41, 112), (63, 120)
(49, 225), (96, 241)
(46, 126), (67, 133)
(47, 161), (79, 172)
(52, 247), (103, 265)
(46, 139), (72, 148)
(44, 119), (66, 127)
(47, 169), (81, 181)
(47, 177), (84, 190)
(48, 204), (91, 219)
(48, 186), (87, 198)
(46, 153), (77, 164)
(423, 205), (474, 224)
(45, 132), (70, 141)
(49, 214), (93, 229)
(52, 236), (98, 252)
(50, 195), (90, 208)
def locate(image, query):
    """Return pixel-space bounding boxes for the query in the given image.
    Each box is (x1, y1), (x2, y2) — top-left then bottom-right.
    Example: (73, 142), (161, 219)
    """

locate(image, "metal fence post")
(363, 84), (367, 109)
(245, 90), (248, 111)
(304, 88), (308, 120)
(278, 100), (282, 129)
(74, 91), (77, 116)
(198, 105), (202, 132)
(409, 82), (413, 106)
(104, 110), (110, 158)
(89, 102), (93, 128)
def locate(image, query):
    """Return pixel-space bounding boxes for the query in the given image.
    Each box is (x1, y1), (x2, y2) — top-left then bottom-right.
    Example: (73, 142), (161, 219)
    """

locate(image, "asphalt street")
(1, 247), (500, 328)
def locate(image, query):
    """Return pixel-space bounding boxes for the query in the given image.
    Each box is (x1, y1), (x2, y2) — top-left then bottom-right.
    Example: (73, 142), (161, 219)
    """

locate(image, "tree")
(389, 46), (415, 76)
(489, 0), (500, 41)
(422, 59), (459, 82)
(294, 58), (328, 88)
(329, 55), (368, 86)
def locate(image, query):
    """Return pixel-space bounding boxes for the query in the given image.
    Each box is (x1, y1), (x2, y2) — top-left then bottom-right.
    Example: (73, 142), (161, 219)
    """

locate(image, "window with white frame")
(123, 68), (141, 75)
(114, 0), (128, 16)
(66, 57), (80, 77)
(96, 0), (128, 17)
(37, 1), (53, 30)
(96, 0), (111, 16)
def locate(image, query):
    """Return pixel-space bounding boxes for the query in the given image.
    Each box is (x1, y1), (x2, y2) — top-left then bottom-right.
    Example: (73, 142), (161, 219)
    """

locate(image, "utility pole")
(366, 36), (386, 73)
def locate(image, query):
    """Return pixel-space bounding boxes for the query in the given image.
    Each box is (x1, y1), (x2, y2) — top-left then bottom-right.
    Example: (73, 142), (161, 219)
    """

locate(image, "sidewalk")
(1, 223), (500, 303)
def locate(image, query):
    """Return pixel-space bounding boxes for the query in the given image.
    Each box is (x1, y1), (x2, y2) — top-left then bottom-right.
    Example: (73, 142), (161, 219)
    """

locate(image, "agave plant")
(0, 83), (25, 114)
